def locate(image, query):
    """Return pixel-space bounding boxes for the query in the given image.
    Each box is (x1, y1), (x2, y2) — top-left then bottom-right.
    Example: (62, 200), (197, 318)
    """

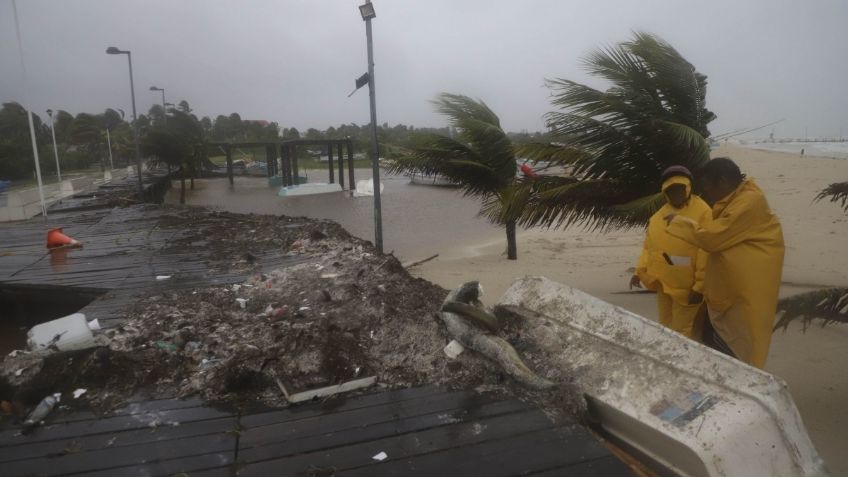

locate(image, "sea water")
(740, 141), (848, 159)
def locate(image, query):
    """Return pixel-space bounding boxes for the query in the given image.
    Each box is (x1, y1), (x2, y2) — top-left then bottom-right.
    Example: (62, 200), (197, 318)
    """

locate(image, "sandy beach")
(170, 144), (848, 474)
(411, 145), (848, 475)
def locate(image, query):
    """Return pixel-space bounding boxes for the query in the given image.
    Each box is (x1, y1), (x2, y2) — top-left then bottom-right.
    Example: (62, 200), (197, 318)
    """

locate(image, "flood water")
(165, 169), (504, 261)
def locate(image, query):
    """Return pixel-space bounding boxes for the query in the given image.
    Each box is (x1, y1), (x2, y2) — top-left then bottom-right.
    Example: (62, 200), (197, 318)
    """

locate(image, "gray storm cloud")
(2, 0), (846, 138)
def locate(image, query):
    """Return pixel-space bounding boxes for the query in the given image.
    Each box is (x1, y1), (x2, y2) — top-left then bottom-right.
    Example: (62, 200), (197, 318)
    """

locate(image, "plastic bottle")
(23, 393), (61, 427)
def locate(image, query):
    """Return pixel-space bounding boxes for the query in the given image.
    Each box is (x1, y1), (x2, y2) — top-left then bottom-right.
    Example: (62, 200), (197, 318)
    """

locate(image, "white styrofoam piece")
(27, 313), (95, 352)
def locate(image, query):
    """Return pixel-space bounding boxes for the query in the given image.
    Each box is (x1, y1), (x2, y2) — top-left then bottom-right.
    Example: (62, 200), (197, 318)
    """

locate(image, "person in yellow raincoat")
(666, 158), (784, 368)
(630, 166), (711, 339)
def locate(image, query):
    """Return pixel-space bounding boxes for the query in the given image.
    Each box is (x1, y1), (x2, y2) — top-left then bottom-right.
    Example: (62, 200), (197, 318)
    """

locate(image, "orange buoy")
(46, 227), (82, 249)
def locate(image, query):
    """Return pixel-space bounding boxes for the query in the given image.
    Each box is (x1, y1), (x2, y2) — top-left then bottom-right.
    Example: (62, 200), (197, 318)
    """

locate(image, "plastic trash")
(354, 178), (385, 197)
(28, 313), (94, 352)
(372, 451), (388, 461)
(72, 388), (87, 399)
(87, 318), (101, 331)
(24, 393), (61, 428)
(235, 298), (247, 309)
(443, 340), (465, 359)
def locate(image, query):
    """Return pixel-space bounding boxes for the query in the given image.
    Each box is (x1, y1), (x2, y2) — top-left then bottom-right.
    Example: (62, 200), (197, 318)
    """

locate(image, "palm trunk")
(506, 219), (517, 260)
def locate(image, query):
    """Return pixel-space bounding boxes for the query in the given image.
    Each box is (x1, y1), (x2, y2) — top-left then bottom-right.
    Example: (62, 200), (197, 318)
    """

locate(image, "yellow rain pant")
(635, 176), (711, 340)
(667, 178), (784, 368)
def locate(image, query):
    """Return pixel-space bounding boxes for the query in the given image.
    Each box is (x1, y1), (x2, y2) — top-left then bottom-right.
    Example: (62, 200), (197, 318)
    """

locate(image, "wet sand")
(168, 147), (848, 474)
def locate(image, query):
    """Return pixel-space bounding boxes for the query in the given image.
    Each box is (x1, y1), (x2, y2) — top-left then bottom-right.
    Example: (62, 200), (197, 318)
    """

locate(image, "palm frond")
(774, 288), (848, 331)
(513, 142), (588, 167)
(499, 32), (714, 231)
(815, 181), (848, 211)
(387, 93), (515, 199)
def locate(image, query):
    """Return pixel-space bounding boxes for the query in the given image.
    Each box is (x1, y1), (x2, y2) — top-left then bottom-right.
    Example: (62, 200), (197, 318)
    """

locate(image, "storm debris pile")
(1, 210), (521, 415)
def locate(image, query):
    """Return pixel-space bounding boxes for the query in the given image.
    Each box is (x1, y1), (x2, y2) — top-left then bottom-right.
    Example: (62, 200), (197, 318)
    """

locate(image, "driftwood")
(403, 254), (439, 269)
(439, 282), (555, 391)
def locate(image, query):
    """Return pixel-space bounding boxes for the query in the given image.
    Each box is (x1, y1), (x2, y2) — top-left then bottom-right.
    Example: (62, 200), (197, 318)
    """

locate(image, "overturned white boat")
(490, 277), (828, 477)
(408, 172), (457, 187)
(277, 183), (342, 197)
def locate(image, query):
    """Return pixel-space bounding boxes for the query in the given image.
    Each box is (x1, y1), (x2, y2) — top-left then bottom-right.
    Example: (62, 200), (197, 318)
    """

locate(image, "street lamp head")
(46, 109), (53, 117)
(106, 46), (125, 55)
(358, 2), (376, 20)
(150, 86), (163, 91)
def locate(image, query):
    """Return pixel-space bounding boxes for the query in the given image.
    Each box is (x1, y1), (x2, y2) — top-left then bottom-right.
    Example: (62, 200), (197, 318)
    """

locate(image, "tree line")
(0, 97), (551, 183)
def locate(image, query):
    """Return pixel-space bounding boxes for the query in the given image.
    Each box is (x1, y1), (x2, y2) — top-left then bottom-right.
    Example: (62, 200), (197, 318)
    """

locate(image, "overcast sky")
(2, 0), (847, 138)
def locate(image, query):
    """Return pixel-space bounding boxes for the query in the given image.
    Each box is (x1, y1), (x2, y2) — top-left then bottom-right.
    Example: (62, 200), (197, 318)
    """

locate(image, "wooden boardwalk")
(1, 173), (634, 476)
(0, 204), (310, 329)
(0, 386), (632, 476)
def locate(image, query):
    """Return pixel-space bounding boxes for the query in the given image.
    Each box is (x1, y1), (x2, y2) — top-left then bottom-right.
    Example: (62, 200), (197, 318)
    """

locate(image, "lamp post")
(45, 109), (61, 182)
(12, 0), (46, 217)
(359, 0), (383, 254)
(106, 46), (143, 198)
(149, 86), (166, 125)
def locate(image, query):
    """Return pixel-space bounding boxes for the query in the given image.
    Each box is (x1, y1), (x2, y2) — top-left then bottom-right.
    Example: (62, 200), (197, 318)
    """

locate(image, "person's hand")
(664, 213), (677, 225)
(629, 275), (642, 290)
(688, 291), (704, 305)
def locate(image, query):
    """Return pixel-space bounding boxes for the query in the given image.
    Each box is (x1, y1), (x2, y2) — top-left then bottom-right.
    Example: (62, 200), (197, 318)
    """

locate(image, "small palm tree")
(775, 181), (848, 330)
(816, 181), (848, 211)
(386, 93), (521, 259)
(512, 31), (716, 230)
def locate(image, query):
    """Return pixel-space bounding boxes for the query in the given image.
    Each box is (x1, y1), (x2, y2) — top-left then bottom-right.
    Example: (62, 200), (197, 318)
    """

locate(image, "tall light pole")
(45, 109), (61, 182)
(106, 46), (143, 198)
(149, 86), (166, 125)
(12, 0), (46, 217)
(359, 0), (383, 254)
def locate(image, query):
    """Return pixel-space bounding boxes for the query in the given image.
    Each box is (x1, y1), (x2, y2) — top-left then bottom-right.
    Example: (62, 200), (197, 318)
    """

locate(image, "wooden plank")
(0, 417), (236, 465)
(526, 456), (635, 476)
(287, 376), (376, 403)
(239, 385), (446, 429)
(237, 405), (549, 475)
(0, 406), (231, 445)
(239, 389), (505, 449)
(340, 427), (624, 477)
(1, 432), (235, 476)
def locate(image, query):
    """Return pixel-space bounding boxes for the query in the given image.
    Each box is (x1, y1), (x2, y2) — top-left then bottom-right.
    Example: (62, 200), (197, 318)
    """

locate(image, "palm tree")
(774, 181), (848, 330)
(816, 181), (848, 211)
(511, 31), (716, 231)
(386, 93), (521, 259)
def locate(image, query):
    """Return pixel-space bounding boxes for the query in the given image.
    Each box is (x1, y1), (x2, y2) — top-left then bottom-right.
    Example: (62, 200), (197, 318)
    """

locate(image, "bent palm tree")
(775, 180), (848, 330)
(816, 181), (848, 211)
(386, 94), (521, 259)
(511, 31), (716, 231)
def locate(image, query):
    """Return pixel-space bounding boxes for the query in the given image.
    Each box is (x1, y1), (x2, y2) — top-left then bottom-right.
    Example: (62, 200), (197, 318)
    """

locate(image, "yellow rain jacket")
(667, 178), (784, 368)
(635, 176), (711, 338)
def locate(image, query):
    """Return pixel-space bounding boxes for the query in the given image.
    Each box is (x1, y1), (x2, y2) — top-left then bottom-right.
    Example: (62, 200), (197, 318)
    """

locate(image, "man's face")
(664, 184), (688, 208)
(700, 177), (732, 205)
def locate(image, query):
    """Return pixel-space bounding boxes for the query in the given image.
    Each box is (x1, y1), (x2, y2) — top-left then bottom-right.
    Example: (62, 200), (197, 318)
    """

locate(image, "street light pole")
(46, 109), (61, 182)
(150, 86), (166, 125)
(12, 0), (47, 217)
(360, 0), (383, 254)
(107, 46), (143, 198)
